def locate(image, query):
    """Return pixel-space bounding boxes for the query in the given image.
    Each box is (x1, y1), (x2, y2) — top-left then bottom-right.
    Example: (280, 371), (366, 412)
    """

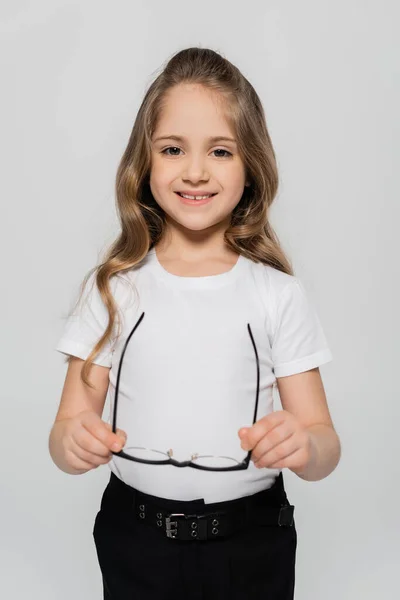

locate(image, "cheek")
(222, 163), (246, 192)
(150, 160), (177, 190)
(224, 175), (247, 207)
(149, 171), (171, 204)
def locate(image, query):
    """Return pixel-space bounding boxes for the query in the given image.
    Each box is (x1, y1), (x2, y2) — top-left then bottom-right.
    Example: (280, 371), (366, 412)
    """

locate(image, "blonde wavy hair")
(65, 46), (294, 389)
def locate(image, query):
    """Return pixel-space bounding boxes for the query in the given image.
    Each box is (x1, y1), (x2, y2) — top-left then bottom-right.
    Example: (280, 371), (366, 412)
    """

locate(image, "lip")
(176, 191), (216, 206)
(175, 191), (218, 196)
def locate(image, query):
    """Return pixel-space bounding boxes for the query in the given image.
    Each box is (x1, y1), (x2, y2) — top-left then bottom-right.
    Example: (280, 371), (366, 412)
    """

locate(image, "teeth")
(180, 193), (213, 200)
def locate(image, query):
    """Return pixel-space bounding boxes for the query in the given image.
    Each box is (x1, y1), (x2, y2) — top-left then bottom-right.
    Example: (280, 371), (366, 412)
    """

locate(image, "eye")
(212, 149), (232, 158)
(160, 147), (232, 158)
(161, 146), (182, 156)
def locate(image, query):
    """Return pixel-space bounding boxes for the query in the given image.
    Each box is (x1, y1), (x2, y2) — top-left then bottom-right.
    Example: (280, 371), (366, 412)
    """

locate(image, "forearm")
(291, 423), (341, 482)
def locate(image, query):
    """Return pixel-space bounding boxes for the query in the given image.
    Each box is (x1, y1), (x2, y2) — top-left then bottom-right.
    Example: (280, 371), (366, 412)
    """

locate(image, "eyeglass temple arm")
(111, 315), (260, 463)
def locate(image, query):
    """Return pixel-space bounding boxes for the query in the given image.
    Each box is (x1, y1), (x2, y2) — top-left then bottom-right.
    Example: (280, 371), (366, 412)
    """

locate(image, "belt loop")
(244, 495), (252, 523)
(131, 487), (137, 513)
(277, 471), (289, 505)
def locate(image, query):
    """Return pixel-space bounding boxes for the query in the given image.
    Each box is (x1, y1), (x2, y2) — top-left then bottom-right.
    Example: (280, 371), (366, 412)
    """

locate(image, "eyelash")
(160, 147), (232, 158)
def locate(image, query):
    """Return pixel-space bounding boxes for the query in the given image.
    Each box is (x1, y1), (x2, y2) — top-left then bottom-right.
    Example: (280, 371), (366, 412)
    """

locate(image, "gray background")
(1, 1), (398, 598)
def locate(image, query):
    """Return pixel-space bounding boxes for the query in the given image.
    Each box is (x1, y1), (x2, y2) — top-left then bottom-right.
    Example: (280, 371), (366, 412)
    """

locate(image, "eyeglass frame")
(110, 311), (260, 472)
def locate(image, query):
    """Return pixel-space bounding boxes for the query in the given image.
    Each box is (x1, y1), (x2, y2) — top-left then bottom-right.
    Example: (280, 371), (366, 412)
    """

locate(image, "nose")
(181, 154), (210, 184)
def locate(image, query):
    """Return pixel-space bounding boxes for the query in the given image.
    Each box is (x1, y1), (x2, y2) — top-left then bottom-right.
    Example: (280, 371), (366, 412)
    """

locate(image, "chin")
(174, 218), (219, 232)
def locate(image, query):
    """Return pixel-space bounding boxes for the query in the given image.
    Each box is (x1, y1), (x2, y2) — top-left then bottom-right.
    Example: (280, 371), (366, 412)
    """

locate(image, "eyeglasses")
(111, 312), (260, 472)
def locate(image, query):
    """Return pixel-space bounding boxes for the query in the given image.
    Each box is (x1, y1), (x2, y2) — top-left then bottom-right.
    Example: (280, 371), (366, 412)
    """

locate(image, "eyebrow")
(152, 134), (237, 145)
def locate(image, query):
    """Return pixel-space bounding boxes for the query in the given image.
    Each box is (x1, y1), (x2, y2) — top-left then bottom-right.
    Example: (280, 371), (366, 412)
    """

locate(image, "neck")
(156, 216), (235, 262)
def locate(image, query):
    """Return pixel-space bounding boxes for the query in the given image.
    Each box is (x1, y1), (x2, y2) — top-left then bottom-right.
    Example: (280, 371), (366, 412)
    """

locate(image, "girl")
(50, 47), (340, 599)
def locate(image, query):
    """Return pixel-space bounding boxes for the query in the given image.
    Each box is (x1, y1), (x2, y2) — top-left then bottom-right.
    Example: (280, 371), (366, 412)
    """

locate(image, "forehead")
(153, 83), (234, 140)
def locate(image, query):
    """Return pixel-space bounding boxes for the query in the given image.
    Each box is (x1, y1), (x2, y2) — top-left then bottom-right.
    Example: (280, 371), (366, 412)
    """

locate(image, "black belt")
(135, 499), (295, 541)
(108, 473), (295, 542)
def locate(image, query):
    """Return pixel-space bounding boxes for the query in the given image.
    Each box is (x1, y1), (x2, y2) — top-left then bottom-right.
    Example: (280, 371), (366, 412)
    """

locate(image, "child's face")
(150, 83), (248, 234)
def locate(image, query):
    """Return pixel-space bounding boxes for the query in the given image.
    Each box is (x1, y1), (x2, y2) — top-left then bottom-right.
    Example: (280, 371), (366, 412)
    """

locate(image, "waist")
(99, 471), (295, 541)
(108, 460), (283, 503)
(102, 469), (289, 514)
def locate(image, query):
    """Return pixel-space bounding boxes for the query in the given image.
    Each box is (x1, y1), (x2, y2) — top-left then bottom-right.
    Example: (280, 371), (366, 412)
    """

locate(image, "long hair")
(65, 47), (294, 389)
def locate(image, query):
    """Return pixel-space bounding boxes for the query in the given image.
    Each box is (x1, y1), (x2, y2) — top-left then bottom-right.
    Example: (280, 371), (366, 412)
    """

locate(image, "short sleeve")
(55, 272), (119, 367)
(271, 279), (333, 377)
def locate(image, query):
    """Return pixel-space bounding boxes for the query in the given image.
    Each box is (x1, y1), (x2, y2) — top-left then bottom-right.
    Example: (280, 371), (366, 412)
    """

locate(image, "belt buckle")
(165, 513), (185, 539)
(165, 512), (212, 540)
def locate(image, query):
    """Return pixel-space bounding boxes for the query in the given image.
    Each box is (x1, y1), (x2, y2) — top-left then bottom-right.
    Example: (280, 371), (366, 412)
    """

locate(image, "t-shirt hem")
(273, 348), (333, 378)
(55, 338), (112, 367)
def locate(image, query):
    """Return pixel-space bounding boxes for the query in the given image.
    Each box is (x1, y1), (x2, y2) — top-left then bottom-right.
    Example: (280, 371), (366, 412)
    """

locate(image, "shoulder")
(243, 259), (301, 343)
(77, 269), (137, 314)
(247, 258), (299, 306)
(260, 263), (298, 297)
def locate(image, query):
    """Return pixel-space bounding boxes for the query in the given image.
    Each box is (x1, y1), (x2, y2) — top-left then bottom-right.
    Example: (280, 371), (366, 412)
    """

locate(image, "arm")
(49, 357), (111, 474)
(277, 367), (341, 481)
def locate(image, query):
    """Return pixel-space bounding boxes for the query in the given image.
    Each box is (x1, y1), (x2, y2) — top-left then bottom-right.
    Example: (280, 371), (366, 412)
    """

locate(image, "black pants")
(92, 472), (297, 599)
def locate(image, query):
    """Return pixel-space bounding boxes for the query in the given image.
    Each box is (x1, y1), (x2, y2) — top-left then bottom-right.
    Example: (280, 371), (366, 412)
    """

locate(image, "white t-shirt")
(55, 248), (333, 502)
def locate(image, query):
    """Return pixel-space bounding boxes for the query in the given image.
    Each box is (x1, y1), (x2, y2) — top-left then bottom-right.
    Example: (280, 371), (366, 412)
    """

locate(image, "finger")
(65, 449), (99, 472)
(251, 423), (294, 463)
(71, 443), (111, 467)
(269, 448), (305, 469)
(254, 436), (297, 468)
(83, 420), (125, 452)
(241, 412), (287, 451)
(104, 422), (127, 444)
(73, 428), (113, 459)
(116, 428), (128, 442)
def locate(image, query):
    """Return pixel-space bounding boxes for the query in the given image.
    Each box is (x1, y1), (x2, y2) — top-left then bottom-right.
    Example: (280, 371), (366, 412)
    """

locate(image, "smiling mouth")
(175, 192), (218, 200)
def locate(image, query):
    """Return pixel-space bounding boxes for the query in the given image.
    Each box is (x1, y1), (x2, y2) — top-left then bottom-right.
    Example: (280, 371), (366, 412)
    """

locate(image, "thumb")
(116, 428), (127, 444)
(104, 422), (127, 444)
(238, 428), (249, 438)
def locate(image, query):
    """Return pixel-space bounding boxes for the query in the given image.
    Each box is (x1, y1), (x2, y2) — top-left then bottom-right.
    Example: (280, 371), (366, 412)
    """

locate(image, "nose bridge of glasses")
(125, 446), (244, 467)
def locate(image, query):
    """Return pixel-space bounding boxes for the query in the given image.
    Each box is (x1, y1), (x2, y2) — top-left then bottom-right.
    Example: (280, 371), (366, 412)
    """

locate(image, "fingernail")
(112, 442), (121, 451)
